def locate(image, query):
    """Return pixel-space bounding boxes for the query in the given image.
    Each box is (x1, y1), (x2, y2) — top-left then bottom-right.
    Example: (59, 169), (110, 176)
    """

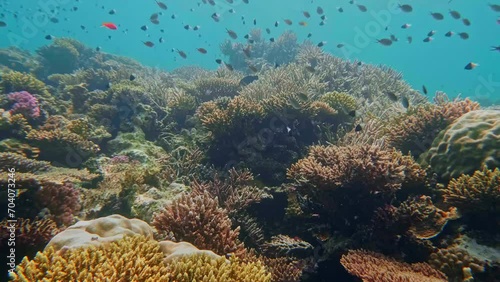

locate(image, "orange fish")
(102, 22), (117, 30)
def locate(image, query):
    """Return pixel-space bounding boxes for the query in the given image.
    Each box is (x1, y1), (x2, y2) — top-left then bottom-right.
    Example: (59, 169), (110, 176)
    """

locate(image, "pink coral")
(36, 181), (81, 226)
(7, 91), (41, 118)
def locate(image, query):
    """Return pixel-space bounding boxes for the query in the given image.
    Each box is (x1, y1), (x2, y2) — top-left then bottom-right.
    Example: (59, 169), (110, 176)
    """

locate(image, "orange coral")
(341, 249), (447, 282)
(385, 98), (479, 156)
(287, 144), (425, 194)
(152, 192), (245, 256)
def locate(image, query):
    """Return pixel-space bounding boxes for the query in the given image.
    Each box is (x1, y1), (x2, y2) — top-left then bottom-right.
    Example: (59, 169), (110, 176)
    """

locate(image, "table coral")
(152, 192), (245, 256)
(421, 110), (499, 179)
(341, 249), (447, 282)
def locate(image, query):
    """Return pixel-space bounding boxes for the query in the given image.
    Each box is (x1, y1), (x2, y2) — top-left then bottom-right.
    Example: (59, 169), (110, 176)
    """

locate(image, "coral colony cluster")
(0, 34), (499, 282)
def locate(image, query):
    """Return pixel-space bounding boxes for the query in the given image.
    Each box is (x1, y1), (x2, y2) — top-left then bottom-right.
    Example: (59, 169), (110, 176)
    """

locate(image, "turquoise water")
(0, 0), (499, 100)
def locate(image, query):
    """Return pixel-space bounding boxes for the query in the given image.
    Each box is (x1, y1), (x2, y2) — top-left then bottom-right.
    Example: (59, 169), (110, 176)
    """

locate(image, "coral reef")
(429, 247), (485, 282)
(35, 181), (81, 226)
(262, 235), (313, 258)
(0, 218), (58, 253)
(152, 192), (245, 256)
(35, 38), (87, 77)
(45, 214), (153, 251)
(440, 167), (500, 215)
(6, 91), (40, 119)
(386, 96), (480, 157)
(421, 110), (499, 179)
(340, 249), (447, 282)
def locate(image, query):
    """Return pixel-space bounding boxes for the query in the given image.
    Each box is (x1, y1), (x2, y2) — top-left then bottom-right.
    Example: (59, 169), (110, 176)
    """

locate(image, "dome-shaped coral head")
(7, 91), (40, 119)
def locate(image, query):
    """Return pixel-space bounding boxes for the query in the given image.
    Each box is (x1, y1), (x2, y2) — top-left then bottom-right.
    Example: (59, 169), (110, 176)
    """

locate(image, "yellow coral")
(320, 91), (357, 115)
(440, 167), (500, 214)
(11, 236), (271, 282)
(166, 253), (271, 282)
(0, 70), (50, 97)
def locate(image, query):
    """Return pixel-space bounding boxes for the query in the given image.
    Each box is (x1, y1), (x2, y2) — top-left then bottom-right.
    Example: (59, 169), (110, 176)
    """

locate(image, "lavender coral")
(7, 91), (40, 119)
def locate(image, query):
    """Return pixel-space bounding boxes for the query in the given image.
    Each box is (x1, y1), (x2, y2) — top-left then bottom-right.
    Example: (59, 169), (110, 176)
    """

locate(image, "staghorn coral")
(0, 70), (50, 97)
(0, 218), (59, 251)
(320, 91), (357, 117)
(440, 167), (500, 214)
(421, 110), (499, 179)
(0, 138), (40, 158)
(396, 195), (459, 240)
(240, 62), (327, 101)
(0, 152), (50, 172)
(152, 192), (245, 256)
(6, 91), (40, 119)
(341, 249), (447, 282)
(191, 168), (271, 213)
(262, 256), (306, 282)
(12, 236), (171, 282)
(296, 43), (427, 117)
(192, 76), (241, 102)
(36, 181), (81, 226)
(385, 97), (480, 156)
(429, 248), (485, 282)
(164, 253), (271, 282)
(288, 144), (426, 194)
(261, 235), (313, 258)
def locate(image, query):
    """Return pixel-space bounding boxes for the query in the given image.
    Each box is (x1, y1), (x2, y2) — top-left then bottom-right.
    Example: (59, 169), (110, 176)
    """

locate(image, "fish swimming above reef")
(239, 75), (259, 86)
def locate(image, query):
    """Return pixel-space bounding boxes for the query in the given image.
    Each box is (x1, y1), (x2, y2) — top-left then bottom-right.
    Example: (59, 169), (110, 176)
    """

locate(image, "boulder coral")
(421, 110), (499, 179)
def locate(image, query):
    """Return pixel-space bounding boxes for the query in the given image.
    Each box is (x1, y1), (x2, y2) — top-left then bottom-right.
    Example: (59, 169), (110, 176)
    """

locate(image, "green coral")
(35, 38), (82, 76)
(320, 91), (357, 116)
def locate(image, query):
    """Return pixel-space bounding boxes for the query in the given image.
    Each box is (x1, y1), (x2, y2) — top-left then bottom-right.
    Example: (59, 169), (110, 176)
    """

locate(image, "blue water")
(1, 0), (499, 103)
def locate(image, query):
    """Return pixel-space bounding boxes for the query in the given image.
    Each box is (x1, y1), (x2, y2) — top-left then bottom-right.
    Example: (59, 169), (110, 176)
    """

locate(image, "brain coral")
(421, 110), (500, 179)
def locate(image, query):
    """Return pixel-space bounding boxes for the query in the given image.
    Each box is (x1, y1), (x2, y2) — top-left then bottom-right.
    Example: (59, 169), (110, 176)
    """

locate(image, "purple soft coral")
(7, 91), (41, 118)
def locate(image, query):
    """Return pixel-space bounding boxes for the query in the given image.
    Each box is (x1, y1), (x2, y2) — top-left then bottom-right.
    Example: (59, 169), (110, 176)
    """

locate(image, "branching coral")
(152, 192), (245, 256)
(7, 91), (40, 119)
(0, 218), (59, 251)
(35, 37), (85, 76)
(36, 181), (81, 226)
(191, 168), (271, 213)
(12, 236), (171, 282)
(288, 144), (426, 193)
(440, 167), (500, 214)
(385, 97), (480, 156)
(340, 249), (447, 282)
(0, 152), (50, 172)
(196, 95), (265, 136)
(261, 235), (313, 258)
(26, 115), (101, 161)
(192, 76), (241, 102)
(262, 256), (306, 282)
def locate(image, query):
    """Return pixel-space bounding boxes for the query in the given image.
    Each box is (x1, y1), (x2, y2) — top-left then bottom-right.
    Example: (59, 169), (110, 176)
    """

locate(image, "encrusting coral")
(340, 249), (447, 282)
(428, 247), (485, 282)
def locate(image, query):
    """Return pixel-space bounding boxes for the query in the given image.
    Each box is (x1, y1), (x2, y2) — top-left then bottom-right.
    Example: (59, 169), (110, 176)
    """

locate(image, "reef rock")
(421, 110), (500, 179)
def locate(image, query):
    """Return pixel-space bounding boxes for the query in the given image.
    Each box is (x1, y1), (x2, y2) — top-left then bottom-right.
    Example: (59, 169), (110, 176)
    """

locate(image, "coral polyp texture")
(340, 249), (447, 282)
(440, 167), (500, 214)
(421, 110), (499, 179)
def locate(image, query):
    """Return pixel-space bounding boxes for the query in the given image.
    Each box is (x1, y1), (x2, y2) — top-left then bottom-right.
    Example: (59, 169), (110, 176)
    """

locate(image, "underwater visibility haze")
(0, 0), (499, 281)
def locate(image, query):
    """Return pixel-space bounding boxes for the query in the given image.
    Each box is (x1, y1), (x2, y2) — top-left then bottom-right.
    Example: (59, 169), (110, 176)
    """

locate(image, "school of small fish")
(0, 0), (497, 94)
